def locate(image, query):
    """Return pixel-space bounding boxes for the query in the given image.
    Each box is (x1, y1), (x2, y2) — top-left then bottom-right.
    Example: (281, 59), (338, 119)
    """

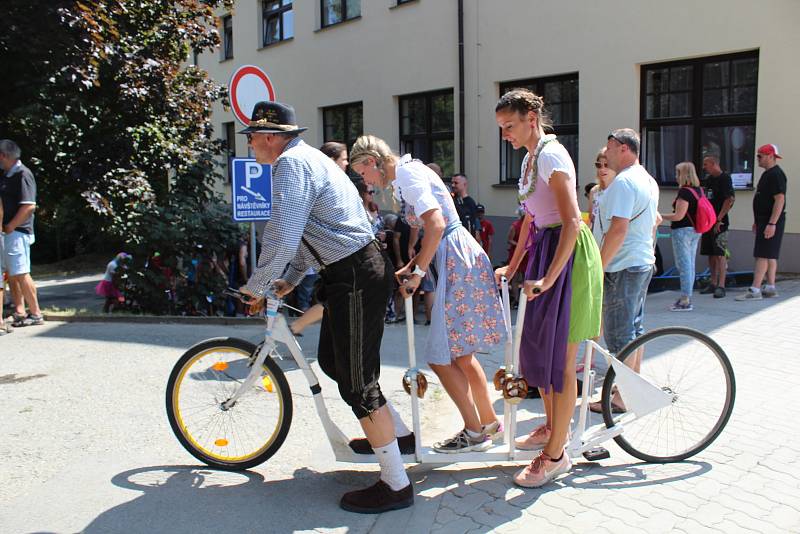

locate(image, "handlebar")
(223, 287), (306, 316)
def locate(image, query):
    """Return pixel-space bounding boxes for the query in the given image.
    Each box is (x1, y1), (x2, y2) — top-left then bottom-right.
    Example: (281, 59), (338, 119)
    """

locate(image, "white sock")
(386, 401), (411, 437)
(465, 428), (484, 439)
(750, 287), (761, 293)
(373, 439), (410, 491)
(764, 284), (776, 291)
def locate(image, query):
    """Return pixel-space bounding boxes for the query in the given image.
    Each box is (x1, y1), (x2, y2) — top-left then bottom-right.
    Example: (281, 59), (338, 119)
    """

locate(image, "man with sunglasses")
(238, 101), (414, 513)
(591, 129), (660, 413)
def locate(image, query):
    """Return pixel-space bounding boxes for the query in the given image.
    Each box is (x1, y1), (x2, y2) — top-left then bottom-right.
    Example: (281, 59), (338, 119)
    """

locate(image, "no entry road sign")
(231, 158), (271, 222)
(229, 65), (276, 126)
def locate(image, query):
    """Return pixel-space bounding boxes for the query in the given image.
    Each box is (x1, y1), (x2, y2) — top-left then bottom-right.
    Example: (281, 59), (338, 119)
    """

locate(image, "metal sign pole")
(250, 222), (257, 275)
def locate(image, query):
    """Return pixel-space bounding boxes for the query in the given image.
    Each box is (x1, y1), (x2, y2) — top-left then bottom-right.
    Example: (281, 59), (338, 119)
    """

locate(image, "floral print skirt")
(424, 225), (507, 365)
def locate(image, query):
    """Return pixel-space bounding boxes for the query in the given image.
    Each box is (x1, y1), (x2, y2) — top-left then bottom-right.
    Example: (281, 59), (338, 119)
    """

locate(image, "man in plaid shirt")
(239, 101), (413, 513)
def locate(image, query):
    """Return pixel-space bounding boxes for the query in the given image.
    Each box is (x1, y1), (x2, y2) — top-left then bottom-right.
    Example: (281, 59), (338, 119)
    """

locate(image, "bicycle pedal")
(582, 447), (610, 461)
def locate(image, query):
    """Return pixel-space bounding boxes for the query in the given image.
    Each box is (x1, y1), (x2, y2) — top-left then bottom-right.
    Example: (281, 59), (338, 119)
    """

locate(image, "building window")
(399, 90), (455, 178)
(323, 102), (363, 149)
(641, 51), (758, 189)
(498, 74), (579, 185)
(323, 102), (363, 177)
(321, 0), (360, 28)
(221, 15), (233, 60)
(223, 122), (236, 183)
(263, 1), (293, 46)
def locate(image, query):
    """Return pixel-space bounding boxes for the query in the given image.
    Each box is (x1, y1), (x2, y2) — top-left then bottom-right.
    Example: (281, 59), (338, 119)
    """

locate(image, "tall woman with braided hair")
(494, 88), (603, 487)
(350, 135), (506, 453)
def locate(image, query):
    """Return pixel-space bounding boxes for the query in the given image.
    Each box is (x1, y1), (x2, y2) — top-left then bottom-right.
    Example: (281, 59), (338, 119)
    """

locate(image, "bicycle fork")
(222, 299), (281, 410)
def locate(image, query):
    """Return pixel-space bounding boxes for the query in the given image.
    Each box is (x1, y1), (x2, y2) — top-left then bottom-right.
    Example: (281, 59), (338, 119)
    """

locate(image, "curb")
(41, 313), (265, 326)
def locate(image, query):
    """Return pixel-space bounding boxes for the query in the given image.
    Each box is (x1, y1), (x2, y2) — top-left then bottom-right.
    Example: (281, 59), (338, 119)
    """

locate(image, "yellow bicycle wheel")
(166, 337), (292, 470)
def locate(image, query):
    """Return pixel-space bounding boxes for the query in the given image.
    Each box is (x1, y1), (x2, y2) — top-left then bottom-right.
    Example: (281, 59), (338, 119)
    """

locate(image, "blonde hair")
(349, 135), (396, 168)
(676, 161), (700, 187)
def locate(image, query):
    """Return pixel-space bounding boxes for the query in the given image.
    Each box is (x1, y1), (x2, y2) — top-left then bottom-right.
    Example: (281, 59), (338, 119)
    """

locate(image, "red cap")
(757, 143), (782, 159)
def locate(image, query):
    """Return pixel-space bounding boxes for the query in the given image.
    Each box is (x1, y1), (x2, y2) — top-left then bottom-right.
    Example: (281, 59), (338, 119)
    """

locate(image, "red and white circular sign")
(229, 65), (276, 126)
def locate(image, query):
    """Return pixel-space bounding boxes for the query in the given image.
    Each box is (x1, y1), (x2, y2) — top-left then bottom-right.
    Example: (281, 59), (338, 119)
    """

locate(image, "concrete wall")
(199, 0), (800, 271)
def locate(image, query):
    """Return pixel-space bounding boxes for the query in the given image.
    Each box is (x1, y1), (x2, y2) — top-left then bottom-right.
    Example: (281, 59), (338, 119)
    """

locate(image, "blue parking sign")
(231, 158), (272, 221)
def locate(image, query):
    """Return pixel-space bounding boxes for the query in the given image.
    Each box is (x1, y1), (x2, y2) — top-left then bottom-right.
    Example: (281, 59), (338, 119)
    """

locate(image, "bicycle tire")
(166, 337), (293, 470)
(600, 327), (735, 463)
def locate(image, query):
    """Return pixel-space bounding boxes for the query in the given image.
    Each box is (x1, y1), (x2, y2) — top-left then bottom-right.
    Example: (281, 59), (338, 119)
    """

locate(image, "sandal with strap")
(588, 400), (627, 414)
(13, 314), (44, 327)
(6, 312), (25, 323)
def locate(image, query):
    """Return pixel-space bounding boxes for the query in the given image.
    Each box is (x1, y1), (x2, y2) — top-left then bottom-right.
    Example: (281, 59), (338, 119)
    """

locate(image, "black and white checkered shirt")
(243, 138), (374, 295)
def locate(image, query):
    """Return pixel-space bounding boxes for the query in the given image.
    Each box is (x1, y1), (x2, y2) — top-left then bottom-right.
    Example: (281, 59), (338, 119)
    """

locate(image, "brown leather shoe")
(340, 479), (414, 514)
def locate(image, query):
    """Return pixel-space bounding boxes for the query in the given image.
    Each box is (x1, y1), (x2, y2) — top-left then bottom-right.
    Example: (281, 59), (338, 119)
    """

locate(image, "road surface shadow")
(84, 459), (710, 534)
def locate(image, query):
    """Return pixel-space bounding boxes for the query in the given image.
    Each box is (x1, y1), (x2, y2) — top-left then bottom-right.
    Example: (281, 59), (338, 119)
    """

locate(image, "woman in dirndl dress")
(350, 135), (507, 453)
(494, 89), (603, 487)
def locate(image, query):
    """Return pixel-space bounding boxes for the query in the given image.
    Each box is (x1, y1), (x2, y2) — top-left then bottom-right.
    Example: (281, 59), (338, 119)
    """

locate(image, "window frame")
(497, 73), (579, 185)
(221, 15), (233, 60)
(262, 0), (293, 47)
(640, 50), (759, 189)
(398, 89), (455, 179)
(320, 0), (361, 28)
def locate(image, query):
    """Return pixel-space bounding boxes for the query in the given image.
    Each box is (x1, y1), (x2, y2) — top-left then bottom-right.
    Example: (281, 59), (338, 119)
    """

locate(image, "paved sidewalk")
(0, 281), (798, 533)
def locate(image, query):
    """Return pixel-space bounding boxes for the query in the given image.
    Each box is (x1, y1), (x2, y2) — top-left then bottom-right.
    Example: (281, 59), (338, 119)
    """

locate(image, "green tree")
(0, 0), (242, 313)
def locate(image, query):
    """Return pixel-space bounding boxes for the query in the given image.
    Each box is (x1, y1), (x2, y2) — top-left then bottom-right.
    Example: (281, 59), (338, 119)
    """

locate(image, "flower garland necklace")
(517, 134), (558, 204)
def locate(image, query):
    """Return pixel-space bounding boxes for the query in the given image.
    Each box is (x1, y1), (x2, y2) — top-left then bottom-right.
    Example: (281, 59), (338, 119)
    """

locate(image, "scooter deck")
(333, 442), (549, 465)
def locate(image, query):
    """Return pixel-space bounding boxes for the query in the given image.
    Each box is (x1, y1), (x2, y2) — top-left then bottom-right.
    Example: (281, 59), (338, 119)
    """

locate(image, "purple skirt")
(520, 225), (575, 393)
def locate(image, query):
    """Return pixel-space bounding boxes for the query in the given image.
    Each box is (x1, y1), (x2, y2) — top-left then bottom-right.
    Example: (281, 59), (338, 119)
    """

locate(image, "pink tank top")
(519, 136), (576, 228)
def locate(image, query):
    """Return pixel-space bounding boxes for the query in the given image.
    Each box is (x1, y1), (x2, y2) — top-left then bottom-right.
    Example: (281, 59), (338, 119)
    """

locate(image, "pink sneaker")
(513, 450), (572, 488)
(515, 423), (550, 450)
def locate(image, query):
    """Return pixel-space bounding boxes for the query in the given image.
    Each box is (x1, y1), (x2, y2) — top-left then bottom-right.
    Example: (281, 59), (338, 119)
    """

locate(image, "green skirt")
(568, 223), (603, 342)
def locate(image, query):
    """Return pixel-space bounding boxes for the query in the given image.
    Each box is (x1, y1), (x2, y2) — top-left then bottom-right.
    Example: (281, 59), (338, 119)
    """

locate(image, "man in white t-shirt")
(591, 128), (660, 412)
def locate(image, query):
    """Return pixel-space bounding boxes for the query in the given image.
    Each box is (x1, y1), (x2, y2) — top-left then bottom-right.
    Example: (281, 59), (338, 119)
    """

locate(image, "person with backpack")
(661, 161), (715, 312)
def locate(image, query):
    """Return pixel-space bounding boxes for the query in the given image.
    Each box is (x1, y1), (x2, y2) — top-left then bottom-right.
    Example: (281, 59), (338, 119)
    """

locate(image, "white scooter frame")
(245, 278), (674, 465)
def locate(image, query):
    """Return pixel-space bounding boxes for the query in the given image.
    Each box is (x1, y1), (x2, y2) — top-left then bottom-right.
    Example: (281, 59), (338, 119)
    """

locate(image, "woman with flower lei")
(494, 88), (603, 487)
(350, 134), (507, 454)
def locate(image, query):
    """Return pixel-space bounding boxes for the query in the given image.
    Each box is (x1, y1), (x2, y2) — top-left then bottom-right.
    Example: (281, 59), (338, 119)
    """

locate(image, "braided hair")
(495, 88), (553, 134)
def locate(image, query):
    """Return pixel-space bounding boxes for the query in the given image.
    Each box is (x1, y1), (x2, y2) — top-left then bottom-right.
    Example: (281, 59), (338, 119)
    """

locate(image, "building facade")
(198, 0), (800, 271)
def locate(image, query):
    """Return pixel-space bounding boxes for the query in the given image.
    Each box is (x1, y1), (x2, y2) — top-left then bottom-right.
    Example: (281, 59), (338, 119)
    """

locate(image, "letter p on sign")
(245, 161), (263, 188)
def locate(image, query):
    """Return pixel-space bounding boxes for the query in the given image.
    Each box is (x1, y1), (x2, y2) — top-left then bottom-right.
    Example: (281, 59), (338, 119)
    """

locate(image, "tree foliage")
(1, 0), (243, 313)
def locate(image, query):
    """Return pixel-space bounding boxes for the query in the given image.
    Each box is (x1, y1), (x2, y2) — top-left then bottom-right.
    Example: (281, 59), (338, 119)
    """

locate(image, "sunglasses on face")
(594, 161), (609, 169)
(246, 133), (269, 143)
(366, 190), (375, 195)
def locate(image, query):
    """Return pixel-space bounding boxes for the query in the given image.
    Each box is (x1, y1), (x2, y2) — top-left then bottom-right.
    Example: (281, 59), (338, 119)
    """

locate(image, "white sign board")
(731, 172), (753, 189)
(229, 65), (275, 126)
